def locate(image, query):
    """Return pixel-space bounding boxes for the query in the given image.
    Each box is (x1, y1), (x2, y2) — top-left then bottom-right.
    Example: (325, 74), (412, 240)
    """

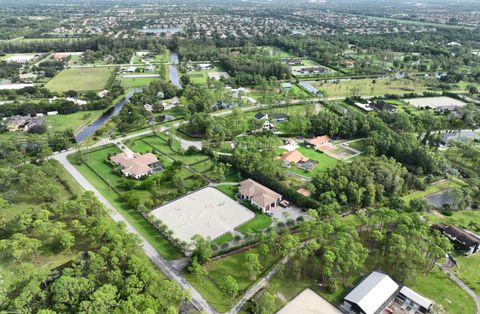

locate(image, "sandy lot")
(207, 72), (230, 80)
(150, 187), (254, 244)
(277, 288), (341, 314)
(405, 96), (466, 109)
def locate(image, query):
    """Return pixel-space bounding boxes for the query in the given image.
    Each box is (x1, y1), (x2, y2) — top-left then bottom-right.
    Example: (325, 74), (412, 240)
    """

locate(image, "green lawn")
(426, 210), (480, 229)
(402, 179), (464, 203)
(184, 245), (281, 312)
(312, 78), (432, 98)
(289, 146), (338, 177)
(45, 67), (116, 93)
(214, 232), (234, 245)
(191, 159), (214, 173)
(45, 110), (104, 133)
(453, 254), (480, 295)
(154, 52), (169, 63)
(236, 213), (272, 235)
(141, 135), (210, 165)
(216, 185), (238, 199)
(413, 268), (476, 314)
(121, 77), (160, 88)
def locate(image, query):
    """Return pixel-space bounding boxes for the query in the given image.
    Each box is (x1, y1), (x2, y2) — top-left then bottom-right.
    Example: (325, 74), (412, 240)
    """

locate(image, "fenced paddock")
(149, 187), (254, 244)
(405, 96), (466, 109)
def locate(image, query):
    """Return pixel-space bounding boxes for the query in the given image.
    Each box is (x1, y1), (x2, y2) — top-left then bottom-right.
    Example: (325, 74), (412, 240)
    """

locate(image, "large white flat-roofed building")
(149, 187), (255, 245)
(277, 289), (341, 314)
(238, 179), (283, 213)
(340, 271), (399, 314)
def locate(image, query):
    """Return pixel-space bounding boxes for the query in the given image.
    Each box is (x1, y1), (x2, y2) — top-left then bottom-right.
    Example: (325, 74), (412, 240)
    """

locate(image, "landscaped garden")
(287, 146), (338, 177)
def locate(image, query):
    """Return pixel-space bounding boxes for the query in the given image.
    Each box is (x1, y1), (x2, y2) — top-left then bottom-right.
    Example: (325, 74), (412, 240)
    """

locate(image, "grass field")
(426, 210), (480, 229)
(288, 146), (338, 177)
(45, 110), (104, 133)
(412, 267), (476, 314)
(121, 76), (160, 88)
(313, 78), (431, 98)
(45, 67), (116, 93)
(453, 254), (480, 295)
(344, 138), (367, 152)
(184, 245), (281, 312)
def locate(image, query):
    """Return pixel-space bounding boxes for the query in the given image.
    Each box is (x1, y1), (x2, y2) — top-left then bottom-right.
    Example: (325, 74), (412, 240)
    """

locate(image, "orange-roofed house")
(344, 60), (355, 68)
(279, 150), (309, 168)
(297, 188), (312, 197)
(307, 135), (332, 149)
(238, 179), (283, 213)
(110, 152), (163, 179)
(54, 52), (70, 61)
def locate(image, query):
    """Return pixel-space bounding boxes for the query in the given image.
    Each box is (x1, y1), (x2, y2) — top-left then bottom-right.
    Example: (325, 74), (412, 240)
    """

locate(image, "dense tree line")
(311, 103), (445, 174)
(311, 157), (420, 210)
(219, 55), (290, 86)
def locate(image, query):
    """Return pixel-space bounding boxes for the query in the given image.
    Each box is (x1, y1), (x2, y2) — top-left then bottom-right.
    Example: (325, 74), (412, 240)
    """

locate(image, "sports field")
(45, 67), (116, 93)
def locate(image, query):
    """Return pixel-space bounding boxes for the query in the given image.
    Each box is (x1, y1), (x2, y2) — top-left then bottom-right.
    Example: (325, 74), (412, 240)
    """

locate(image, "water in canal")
(74, 88), (142, 142)
(169, 51), (182, 89)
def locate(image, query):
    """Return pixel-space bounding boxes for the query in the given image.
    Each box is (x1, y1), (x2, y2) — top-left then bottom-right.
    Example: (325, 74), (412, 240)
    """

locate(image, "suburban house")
(238, 179), (283, 213)
(298, 66), (328, 75)
(340, 271), (433, 314)
(110, 152), (163, 179)
(297, 188), (312, 197)
(307, 135), (332, 149)
(279, 150), (308, 166)
(440, 130), (480, 146)
(279, 150), (317, 171)
(270, 113), (288, 122)
(254, 112), (274, 130)
(344, 60), (355, 68)
(53, 52), (70, 61)
(432, 224), (480, 255)
(371, 102), (397, 112)
(4, 115), (44, 132)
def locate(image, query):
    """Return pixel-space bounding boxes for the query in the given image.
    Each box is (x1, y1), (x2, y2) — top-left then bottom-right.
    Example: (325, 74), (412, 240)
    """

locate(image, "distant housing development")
(110, 152), (163, 179)
(238, 179), (283, 213)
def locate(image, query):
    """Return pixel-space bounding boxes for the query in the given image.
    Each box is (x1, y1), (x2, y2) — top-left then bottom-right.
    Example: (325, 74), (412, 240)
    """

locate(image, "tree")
(193, 237), (213, 264)
(221, 275), (238, 302)
(188, 256), (207, 283)
(246, 253), (262, 280)
(258, 291), (276, 314)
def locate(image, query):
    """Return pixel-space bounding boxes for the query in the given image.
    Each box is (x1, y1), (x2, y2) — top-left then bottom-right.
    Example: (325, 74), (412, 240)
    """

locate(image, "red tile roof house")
(279, 150), (309, 168)
(110, 152), (163, 179)
(238, 179), (283, 213)
(307, 135), (332, 149)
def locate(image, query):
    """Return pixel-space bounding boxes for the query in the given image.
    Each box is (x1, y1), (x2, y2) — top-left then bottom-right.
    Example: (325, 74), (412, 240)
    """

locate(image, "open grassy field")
(312, 78), (432, 98)
(412, 267), (476, 314)
(121, 76), (160, 88)
(426, 210), (480, 229)
(45, 67), (116, 93)
(184, 245), (281, 312)
(187, 65), (224, 85)
(45, 110), (104, 133)
(453, 254), (480, 295)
